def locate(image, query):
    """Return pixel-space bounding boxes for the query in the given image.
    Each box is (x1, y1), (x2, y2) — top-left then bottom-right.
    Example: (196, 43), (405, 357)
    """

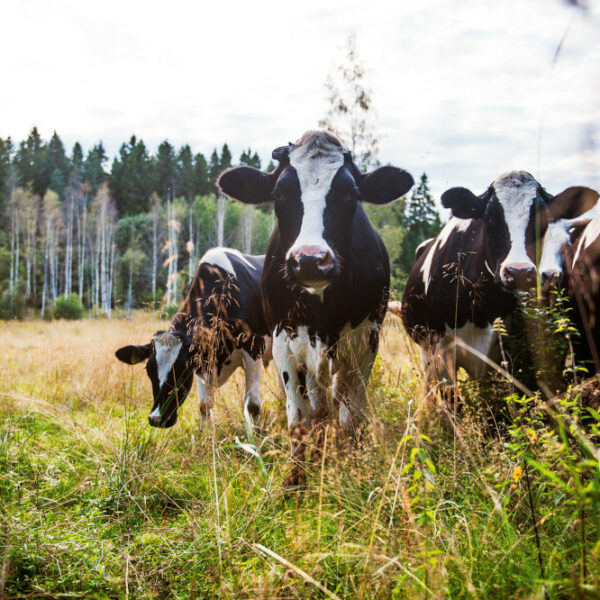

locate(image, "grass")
(0, 313), (598, 598)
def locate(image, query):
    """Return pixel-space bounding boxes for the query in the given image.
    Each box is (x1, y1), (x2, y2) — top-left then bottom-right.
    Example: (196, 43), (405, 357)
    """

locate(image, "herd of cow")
(115, 130), (600, 456)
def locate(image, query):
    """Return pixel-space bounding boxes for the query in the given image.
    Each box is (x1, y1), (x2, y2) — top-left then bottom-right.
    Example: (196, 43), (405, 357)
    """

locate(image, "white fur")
(540, 222), (571, 279)
(273, 326), (330, 429)
(445, 322), (496, 379)
(149, 405), (161, 419)
(200, 247), (256, 275)
(419, 322), (496, 384)
(334, 319), (378, 429)
(421, 218), (471, 294)
(493, 171), (539, 279)
(196, 349), (262, 426)
(273, 318), (379, 431)
(415, 237), (434, 258)
(573, 213), (600, 266)
(541, 202), (600, 275)
(154, 337), (182, 388)
(286, 142), (344, 262)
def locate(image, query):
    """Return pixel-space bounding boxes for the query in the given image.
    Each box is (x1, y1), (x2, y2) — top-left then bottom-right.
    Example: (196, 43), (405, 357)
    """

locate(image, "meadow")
(0, 313), (598, 599)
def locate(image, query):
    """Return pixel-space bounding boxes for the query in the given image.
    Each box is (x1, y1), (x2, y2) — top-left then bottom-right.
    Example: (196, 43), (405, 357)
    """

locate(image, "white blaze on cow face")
(154, 333), (183, 388)
(493, 171), (539, 284)
(285, 141), (344, 263)
(540, 221), (571, 283)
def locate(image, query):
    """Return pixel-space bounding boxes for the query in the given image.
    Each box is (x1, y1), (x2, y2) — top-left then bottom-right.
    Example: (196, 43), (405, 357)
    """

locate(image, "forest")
(0, 127), (441, 319)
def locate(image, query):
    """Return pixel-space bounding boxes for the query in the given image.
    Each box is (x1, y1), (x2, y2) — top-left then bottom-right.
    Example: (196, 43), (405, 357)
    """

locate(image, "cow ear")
(272, 145), (290, 163)
(217, 166), (275, 205)
(115, 343), (152, 365)
(358, 166), (414, 204)
(547, 186), (599, 221)
(441, 187), (485, 219)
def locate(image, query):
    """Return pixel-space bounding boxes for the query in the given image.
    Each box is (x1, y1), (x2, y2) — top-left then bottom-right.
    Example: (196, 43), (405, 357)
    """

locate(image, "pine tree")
(83, 143), (107, 193)
(401, 172), (441, 275)
(194, 152), (210, 196)
(15, 127), (47, 196)
(153, 140), (177, 201)
(110, 136), (153, 215)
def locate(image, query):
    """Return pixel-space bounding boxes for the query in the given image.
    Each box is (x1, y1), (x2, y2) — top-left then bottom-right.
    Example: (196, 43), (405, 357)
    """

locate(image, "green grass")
(0, 315), (598, 598)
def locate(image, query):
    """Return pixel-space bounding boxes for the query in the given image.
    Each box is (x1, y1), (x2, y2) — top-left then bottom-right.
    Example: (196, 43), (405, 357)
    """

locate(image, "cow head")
(115, 331), (194, 428)
(217, 131), (413, 291)
(539, 186), (599, 289)
(442, 171), (554, 291)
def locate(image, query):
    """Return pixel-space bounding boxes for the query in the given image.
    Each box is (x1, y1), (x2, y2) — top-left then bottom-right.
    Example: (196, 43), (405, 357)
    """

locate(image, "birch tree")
(149, 192), (161, 308)
(41, 190), (62, 317)
(90, 184), (117, 317)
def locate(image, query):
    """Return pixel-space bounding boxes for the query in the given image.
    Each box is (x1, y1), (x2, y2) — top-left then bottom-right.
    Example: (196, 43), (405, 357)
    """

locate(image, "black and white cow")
(217, 131), (413, 434)
(539, 188), (600, 372)
(401, 170), (589, 385)
(115, 247), (269, 428)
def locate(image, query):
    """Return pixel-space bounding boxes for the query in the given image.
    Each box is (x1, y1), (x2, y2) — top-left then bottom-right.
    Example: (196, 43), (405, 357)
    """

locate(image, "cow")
(401, 170), (593, 389)
(539, 187), (600, 373)
(115, 247), (269, 428)
(217, 131), (414, 451)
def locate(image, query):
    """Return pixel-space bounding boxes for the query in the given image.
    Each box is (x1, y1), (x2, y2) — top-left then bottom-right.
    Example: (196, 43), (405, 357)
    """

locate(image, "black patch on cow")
(297, 369), (306, 398)
(282, 371), (289, 385)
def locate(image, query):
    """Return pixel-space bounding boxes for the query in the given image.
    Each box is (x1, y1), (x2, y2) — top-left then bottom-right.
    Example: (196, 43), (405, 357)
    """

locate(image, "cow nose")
(289, 246), (334, 281)
(148, 413), (162, 427)
(541, 270), (562, 288)
(501, 263), (537, 290)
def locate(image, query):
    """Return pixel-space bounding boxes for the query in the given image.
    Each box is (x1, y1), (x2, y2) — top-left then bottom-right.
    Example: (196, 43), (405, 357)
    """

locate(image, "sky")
(1, 0), (599, 205)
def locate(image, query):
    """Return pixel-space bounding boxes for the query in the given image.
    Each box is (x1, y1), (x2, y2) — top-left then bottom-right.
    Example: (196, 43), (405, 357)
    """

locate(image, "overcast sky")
(1, 0), (599, 203)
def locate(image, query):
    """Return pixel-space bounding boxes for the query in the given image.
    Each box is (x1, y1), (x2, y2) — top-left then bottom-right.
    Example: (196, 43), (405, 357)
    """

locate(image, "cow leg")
(196, 373), (215, 422)
(306, 374), (329, 463)
(336, 342), (376, 435)
(273, 332), (313, 489)
(241, 350), (262, 427)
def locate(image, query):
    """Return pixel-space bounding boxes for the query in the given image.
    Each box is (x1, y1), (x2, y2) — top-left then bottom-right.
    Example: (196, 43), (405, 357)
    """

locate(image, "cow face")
(217, 131), (413, 291)
(442, 171), (552, 291)
(540, 186), (600, 289)
(115, 331), (194, 428)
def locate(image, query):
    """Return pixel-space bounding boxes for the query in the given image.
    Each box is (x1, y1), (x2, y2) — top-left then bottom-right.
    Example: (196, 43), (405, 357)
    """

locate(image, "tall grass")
(0, 314), (598, 598)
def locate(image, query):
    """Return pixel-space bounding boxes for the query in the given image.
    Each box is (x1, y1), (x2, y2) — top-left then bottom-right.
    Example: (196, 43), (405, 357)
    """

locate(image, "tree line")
(0, 127), (441, 319)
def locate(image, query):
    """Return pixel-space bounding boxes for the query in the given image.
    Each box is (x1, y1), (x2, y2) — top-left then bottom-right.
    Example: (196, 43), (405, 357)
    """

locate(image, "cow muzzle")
(500, 263), (537, 291)
(288, 246), (335, 286)
(148, 404), (177, 428)
(540, 269), (563, 290)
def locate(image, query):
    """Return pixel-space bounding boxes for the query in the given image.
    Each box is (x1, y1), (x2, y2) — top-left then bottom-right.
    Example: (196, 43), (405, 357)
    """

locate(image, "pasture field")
(0, 314), (598, 599)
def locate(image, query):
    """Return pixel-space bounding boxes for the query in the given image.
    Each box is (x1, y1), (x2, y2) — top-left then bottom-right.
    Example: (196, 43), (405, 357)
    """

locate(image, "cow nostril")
(317, 252), (333, 271)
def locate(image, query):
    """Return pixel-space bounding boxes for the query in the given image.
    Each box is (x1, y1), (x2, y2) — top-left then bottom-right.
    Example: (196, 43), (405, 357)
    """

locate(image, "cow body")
(402, 171), (586, 386)
(115, 247), (269, 428)
(218, 131), (414, 432)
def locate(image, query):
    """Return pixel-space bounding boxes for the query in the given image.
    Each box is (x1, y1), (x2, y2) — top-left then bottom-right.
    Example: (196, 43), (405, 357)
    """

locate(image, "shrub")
(0, 289), (27, 320)
(53, 294), (84, 320)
